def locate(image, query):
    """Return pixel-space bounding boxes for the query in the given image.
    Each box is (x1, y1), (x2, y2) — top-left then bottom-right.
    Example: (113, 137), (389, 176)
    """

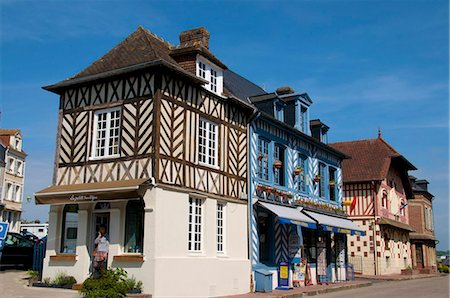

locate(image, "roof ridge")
(138, 26), (174, 50)
(377, 137), (400, 155)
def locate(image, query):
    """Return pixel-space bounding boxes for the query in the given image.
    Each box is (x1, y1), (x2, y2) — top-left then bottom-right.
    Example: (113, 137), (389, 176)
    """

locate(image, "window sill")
(198, 161), (220, 171)
(50, 254), (77, 261)
(89, 155), (120, 161)
(113, 254), (144, 262)
(187, 251), (205, 257)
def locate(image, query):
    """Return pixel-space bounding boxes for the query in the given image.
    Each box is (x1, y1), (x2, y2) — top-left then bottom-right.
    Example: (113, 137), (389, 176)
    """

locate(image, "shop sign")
(277, 261), (290, 289)
(70, 195), (98, 202)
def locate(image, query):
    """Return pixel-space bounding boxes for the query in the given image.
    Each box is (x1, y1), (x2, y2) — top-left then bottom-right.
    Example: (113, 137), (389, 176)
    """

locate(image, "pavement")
(219, 280), (372, 298)
(0, 270), (80, 298)
(315, 275), (449, 298)
(356, 273), (444, 281)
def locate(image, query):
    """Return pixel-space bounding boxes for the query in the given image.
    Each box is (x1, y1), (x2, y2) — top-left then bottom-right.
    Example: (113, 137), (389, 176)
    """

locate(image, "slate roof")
(223, 69), (266, 103)
(72, 26), (177, 79)
(329, 137), (416, 183)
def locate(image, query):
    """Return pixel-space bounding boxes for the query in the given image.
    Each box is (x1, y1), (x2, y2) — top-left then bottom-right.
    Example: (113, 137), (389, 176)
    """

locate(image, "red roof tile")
(329, 137), (413, 182)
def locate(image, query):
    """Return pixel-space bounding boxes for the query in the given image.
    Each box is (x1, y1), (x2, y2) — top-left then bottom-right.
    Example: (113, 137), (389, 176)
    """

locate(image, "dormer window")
(274, 102), (284, 122)
(299, 105), (308, 133)
(196, 56), (223, 96)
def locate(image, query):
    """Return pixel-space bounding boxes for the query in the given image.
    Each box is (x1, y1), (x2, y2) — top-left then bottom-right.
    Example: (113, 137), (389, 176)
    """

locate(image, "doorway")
(91, 212), (110, 254)
(415, 244), (424, 269)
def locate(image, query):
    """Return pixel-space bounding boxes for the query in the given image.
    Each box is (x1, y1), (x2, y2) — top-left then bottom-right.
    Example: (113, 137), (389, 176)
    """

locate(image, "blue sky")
(0, 0), (448, 249)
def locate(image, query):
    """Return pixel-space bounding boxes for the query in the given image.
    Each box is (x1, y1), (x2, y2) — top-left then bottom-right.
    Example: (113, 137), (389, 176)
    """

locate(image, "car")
(0, 232), (34, 270)
(20, 230), (42, 243)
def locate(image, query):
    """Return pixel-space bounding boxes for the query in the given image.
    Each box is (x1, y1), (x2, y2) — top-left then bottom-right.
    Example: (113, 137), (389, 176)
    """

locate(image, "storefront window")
(124, 199), (144, 253)
(328, 167), (336, 201)
(61, 204), (78, 253)
(302, 228), (317, 264)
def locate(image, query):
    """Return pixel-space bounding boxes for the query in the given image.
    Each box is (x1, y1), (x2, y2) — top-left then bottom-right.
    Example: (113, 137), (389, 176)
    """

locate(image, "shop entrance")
(416, 244), (424, 269)
(91, 212), (110, 254)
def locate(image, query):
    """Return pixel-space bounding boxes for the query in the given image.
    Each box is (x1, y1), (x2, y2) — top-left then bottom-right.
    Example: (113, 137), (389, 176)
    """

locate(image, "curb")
(273, 282), (372, 298)
(356, 274), (444, 282)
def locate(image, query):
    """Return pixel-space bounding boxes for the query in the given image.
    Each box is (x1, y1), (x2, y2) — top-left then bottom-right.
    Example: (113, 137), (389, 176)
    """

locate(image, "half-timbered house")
(330, 133), (416, 275)
(35, 27), (253, 297)
(224, 78), (365, 289)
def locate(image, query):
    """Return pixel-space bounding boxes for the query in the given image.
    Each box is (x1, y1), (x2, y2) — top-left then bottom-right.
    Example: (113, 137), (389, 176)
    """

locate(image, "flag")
(349, 196), (357, 214)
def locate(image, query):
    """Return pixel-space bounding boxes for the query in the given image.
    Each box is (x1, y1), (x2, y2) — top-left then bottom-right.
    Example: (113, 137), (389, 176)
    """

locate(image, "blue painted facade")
(248, 92), (349, 286)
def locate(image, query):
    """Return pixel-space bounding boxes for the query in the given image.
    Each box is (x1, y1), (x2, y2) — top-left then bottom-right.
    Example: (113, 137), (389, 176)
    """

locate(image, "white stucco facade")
(42, 186), (250, 297)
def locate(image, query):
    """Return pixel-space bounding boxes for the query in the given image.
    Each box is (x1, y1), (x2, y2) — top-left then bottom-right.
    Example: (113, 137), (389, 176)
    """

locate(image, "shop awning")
(258, 202), (316, 229)
(34, 179), (150, 205)
(378, 217), (415, 232)
(302, 210), (365, 236)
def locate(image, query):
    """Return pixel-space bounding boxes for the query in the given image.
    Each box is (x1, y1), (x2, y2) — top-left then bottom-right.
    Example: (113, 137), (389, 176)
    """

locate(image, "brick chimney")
(276, 86), (295, 96)
(179, 27), (210, 49)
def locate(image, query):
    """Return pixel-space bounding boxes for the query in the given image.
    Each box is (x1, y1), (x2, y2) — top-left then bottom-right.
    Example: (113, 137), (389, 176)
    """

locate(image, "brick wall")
(173, 54), (196, 74)
(409, 204), (424, 234)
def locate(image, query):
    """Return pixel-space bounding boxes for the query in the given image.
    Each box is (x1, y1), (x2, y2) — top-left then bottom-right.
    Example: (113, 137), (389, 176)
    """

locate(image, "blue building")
(224, 73), (364, 289)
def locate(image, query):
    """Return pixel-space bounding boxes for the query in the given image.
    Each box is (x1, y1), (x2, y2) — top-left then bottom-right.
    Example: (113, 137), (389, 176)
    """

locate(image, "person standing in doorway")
(92, 224), (109, 277)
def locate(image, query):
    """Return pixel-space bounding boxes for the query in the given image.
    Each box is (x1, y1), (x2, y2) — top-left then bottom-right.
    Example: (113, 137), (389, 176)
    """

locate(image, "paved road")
(0, 270), (80, 298)
(316, 275), (449, 298)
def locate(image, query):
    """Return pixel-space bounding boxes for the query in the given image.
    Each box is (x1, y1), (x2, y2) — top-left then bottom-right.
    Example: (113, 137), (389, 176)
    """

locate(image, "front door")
(92, 213), (110, 253)
(416, 244), (424, 269)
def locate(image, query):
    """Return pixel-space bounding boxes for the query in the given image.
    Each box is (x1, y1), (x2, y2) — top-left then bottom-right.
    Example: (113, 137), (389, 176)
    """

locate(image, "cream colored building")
(0, 129), (26, 232)
(36, 27), (253, 297)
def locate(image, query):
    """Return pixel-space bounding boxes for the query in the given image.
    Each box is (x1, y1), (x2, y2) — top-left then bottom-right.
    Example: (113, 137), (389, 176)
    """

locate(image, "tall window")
(258, 138), (269, 180)
(319, 163), (326, 198)
(299, 106), (308, 132)
(16, 161), (23, 176)
(15, 185), (21, 202)
(298, 154), (308, 193)
(92, 108), (121, 158)
(329, 167), (337, 201)
(198, 61), (206, 79)
(274, 145), (285, 186)
(188, 198), (203, 252)
(124, 200), (144, 253)
(198, 118), (218, 167)
(61, 204), (78, 254)
(217, 202), (225, 253)
(210, 69), (217, 92)
(7, 158), (14, 173)
(5, 183), (12, 200)
(382, 191), (388, 209)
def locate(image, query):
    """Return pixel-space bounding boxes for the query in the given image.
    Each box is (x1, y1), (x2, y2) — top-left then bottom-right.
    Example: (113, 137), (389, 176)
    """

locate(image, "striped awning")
(258, 202), (316, 229)
(34, 179), (150, 205)
(302, 210), (365, 236)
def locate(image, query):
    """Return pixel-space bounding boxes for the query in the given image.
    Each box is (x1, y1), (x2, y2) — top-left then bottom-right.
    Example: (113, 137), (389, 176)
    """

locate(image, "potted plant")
(329, 179), (336, 186)
(293, 166), (303, 175)
(273, 160), (283, 169)
(314, 174), (321, 183)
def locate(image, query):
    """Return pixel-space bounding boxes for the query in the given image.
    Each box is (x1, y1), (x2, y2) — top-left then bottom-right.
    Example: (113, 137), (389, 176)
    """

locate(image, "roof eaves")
(43, 59), (207, 94)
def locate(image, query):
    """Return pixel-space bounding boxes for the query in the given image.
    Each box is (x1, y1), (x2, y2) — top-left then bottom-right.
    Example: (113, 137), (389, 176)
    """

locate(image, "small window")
(198, 61), (207, 79)
(297, 154), (308, 193)
(382, 190), (388, 209)
(198, 118), (218, 167)
(15, 185), (21, 202)
(319, 163), (326, 198)
(210, 69), (217, 92)
(16, 161), (23, 176)
(92, 108), (121, 158)
(124, 200), (144, 253)
(274, 145), (285, 186)
(188, 198), (203, 252)
(329, 167), (337, 201)
(61, 204), (78, 253)
(38, 228), (44, 233)
(217, 202), (225, 253)
(258, 138), (269, 180)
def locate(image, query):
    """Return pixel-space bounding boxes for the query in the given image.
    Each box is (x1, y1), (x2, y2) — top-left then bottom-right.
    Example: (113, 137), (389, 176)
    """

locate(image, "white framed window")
(210, 69), (217, 93)
(15, 161), (23, 176)
(217, 202), (226, 253)
(7, 157), (14, 173)
(198, 118), (218, 167)
(92, 108), (121, 159)
(15, 185), (21, 202)
(198, 61), (206, 79)
(188, 198), (203, 252)
(5, 183), (12, 200)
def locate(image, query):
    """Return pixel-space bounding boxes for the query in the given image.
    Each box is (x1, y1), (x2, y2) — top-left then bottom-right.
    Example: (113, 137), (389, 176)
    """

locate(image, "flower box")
(293, 167), (303, 175)
(329, 180), (336, 186)
(273, 160), (283, 169)
(314, 175), (321, 183)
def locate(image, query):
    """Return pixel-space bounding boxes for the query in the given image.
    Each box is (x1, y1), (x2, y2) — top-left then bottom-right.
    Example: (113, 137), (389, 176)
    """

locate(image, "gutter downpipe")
(247, 109), (260, 291)
(372, 180), (378, 275)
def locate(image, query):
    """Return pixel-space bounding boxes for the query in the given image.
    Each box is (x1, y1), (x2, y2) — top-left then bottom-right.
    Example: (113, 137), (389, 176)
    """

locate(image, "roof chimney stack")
(276, 86), (295, 95)
(179, 27), (210, 49)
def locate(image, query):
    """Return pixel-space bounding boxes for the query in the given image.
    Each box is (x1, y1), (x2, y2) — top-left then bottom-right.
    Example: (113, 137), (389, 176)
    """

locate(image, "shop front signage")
(70, 195), (98, 202)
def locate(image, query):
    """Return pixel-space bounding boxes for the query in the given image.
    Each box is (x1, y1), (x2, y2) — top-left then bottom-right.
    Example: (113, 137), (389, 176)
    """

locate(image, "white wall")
(41, 187), (250, 297)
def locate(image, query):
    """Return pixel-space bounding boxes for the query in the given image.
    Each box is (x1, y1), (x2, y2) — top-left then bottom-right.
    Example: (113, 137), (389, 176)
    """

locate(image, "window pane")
(61, 204), (78, 253)
(124, 200), (144, 253)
